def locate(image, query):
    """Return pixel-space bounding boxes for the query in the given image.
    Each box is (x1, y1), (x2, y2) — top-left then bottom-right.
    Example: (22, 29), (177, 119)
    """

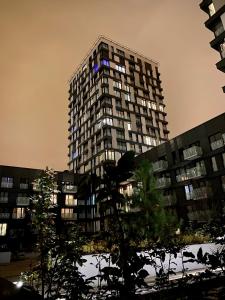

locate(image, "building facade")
(133, 113), (225, 226)
(200, 0), (225, 92)
(0, 166), (96, 251)
(68, 37), (169, 176)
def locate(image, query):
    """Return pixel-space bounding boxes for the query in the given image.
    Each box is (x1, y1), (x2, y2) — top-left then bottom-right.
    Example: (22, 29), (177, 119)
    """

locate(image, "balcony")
(0, 197), (8, 203)
(62, 213), (77, 220)
(1, 182), (13, 188)
(16, 197), (30, 206)
(164, 194), (176, 206)
(211, 139), (224, 150)
(156, 177), (171, 189)
(0, 213), (10, 219)
(176, 166), (206, 182)
(152, 160), (168, 172)
(183, 145), (202, 160)
(192, 186), (211, 200)
(20, 183), (29, 189)
(62, 185), (77, 193)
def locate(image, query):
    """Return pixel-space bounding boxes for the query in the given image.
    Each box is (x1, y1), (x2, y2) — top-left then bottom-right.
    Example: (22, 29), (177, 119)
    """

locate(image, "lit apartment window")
(184, 184), (193, 200)
(151, 102), (157, 110)
(1, 177), (13, 188)
(12, 208), (25, 219)
(145, 136), (156, 146)
(208, 3), (216, 16)
(220, 42), (225, 59)
(50, 194), (57, 205)
(105, 150), (115, 160)
(115, 64), (126, 73)
(124, 93), (131, 101)
(159, 105), (164, 112)
(128, 122), (131, 131)
(124, 84), (130, 92)
(101, 59), (110, 67)
(65, 195), (77, 206)
(114, 81), (122, 89)
(0, 223), (7, 236)
(102, 117), (113, 126)
(211, 156), (218, 171)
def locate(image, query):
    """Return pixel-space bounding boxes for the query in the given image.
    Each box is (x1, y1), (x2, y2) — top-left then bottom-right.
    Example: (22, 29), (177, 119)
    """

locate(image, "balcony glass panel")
(156, 177), (171, 188)
(16, 197), (30, 206)
(183, 145), (202, 160)
(211, 139), (224, 150)
(152, 160), (168, 172)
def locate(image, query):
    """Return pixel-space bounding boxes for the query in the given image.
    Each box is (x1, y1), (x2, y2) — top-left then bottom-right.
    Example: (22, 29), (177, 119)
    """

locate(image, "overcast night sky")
(0, 0), (224, 171)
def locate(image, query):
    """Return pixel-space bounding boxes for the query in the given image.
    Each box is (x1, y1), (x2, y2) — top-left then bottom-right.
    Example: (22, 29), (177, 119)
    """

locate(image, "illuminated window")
(65, 195), (77, 206)
(128, 122), (131, 131)
(208, 3), (215, 16)
(0, 223), (7, 236)
(50, 194), (57, 205)
(114, 81), (122, 89)
(184, 184), (193, 200)
(124, 93), (131, 101)
(145, 136), (157, 146)
(61, 208), (76, 220)
(115, 64), (126, 73)
(12, 208), (25, 219)
(106, 150), (115, 160)
(101, 59), (110, 67)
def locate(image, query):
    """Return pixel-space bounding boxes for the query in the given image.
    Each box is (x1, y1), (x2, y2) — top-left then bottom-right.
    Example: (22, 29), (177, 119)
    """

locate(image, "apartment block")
(132, 113), (225, 226)
(68, 37), (169, 176)
(0, 166), (96, 251)
(200, 0), (225, 92)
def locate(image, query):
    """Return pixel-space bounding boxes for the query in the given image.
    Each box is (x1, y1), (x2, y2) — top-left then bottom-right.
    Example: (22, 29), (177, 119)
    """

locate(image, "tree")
(21, 168), (91, 300)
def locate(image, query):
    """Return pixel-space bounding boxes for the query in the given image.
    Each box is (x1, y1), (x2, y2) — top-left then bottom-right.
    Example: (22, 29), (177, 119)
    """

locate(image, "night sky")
(0, 0), (224, 170)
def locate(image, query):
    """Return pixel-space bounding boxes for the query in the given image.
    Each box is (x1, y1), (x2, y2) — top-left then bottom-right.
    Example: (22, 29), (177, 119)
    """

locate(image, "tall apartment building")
(200, 0), (225, 92)
(68, 37), (169, 176)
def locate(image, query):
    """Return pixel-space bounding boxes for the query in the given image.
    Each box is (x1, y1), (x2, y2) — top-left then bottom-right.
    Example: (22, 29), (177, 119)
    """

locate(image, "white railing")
(183, 146), (202, 160)
(156, 177), (171, 188)
(16, 197), (30, 206)
(62, 185), (77, 193)
(176, 166), (206, 182)
(152, 160), (168, 172)
(1, 182), (13, 188)
(211, 139), (224, 150)
(20, 183), (29, 189)
(192, 187), (210, 200)
(0, 213), (10, 219)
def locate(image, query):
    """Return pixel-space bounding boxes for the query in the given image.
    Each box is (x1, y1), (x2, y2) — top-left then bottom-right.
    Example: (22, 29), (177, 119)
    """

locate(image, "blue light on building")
(93, 64), (99, 73)
(101, 59), (110, 67)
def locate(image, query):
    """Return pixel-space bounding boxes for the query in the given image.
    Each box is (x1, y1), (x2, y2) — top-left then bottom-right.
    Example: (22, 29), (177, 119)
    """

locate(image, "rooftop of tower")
(69, 35), (159, 83)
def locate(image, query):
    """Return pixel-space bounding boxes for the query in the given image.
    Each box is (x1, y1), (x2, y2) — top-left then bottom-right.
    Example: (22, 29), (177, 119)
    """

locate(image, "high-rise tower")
(68, 37), (169, 175)
(200, 0), (225, 92)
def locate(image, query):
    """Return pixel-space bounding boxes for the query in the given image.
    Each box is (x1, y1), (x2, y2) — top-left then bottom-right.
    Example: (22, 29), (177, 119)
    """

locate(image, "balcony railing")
(0, 197), (8, 203)
(16, 197), (30, 206)
(62, 213), (77, 220)
(20, 183), (29, 189)
(164, 194), (176, 206)
(62, 185), (77, 193)
(156, 177), (171, 189)
(152, 160), (168, 172)
(183, 146), (202, 160)
(176, 166), (206, 182)
(211, 139), (224, 150)
(0, 213), (10, 219)
(1, 182), (13, 188)
(192, 186), (210, 200)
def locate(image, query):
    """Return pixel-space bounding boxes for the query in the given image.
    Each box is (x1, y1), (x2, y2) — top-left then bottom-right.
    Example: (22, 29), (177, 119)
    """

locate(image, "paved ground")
(0, 253), (38, 281)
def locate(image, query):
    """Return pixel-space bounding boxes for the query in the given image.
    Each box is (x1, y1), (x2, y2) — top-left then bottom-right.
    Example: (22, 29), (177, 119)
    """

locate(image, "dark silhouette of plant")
(21, 168), (92, 300)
